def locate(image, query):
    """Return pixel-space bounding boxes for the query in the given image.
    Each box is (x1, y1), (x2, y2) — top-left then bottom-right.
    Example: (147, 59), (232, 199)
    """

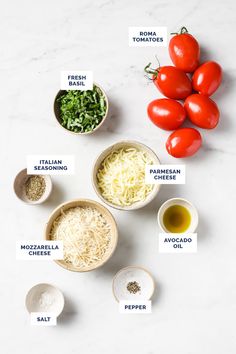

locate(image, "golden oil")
(163, 205), (191, 233)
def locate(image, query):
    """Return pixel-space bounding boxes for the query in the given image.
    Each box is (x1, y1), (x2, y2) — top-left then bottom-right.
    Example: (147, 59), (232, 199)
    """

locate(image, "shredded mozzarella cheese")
(50, 207), (112, 269)
(97, 147), (154, 206)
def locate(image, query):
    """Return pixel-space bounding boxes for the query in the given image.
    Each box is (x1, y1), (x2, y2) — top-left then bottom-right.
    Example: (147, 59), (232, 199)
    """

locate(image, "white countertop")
(2, 0), (236, 353)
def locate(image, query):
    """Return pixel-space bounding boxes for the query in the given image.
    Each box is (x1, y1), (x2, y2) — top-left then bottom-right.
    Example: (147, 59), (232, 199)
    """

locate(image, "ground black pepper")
(127, 281), (141, 294)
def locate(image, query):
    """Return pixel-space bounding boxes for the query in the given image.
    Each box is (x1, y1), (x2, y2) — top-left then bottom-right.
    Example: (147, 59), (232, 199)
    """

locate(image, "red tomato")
(147, 98), (186, 130)
(166, 128), (202, 158)
(192, 61), (222, 96)
(169, 27), (200, 73)
(155, 66), (192, 99)
(145, 63), (192, 99)
(184, 94), (220, 129)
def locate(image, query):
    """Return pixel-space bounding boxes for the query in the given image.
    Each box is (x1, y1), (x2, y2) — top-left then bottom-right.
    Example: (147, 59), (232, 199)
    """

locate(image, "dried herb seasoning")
(25, 175), (46, 201)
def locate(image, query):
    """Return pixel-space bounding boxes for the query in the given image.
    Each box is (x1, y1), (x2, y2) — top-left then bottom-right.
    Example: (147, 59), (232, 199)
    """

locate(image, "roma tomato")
(192, 61), (222, 96)
(169, 27), (200, 73)
(145, 63), (192, 100)
(147, 98), (186, 130)
(166, 128), (202, 158)
(184, 94), (220, 129)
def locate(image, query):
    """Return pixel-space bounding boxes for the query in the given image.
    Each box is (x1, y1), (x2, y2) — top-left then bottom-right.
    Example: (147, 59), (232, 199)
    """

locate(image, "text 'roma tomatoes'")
(145, 63), (192, 100)
(166, 128), (202, 158)
(147, 98), (186, 130)
(169, 27), (200, 73)
(192, 61), (222, 96)
(184, 94), (220, 129)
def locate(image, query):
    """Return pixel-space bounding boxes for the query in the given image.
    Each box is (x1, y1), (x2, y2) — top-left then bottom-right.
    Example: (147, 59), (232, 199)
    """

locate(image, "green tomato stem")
(170, 26), (189, 35)
(180, 26), (188, 34)
(144, 62), (159, 79)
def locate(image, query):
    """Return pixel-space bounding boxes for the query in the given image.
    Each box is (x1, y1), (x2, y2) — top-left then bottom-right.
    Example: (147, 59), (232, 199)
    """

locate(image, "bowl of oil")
(157, 198), (198, 233)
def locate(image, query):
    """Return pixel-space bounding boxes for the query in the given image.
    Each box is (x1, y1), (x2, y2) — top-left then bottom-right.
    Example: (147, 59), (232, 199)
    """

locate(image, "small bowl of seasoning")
(54, 83), (109, 135)
(112, 266), (155, 302)
(25, 283), (64, 317)
(14, 168), (52, 205)
(157, 197), (198, 233)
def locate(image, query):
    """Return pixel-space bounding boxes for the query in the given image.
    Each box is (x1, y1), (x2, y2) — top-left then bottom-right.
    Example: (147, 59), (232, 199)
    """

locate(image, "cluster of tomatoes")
(145, 27), (222, 158)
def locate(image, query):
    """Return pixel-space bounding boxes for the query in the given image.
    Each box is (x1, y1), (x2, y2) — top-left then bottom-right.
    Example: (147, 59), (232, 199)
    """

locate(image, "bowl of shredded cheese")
(92, 141), (161, 210)
(45, 199), (118, 272)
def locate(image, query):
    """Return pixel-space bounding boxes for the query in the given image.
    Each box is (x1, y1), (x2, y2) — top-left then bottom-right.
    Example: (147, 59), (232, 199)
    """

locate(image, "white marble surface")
(1, 0), (236, 353)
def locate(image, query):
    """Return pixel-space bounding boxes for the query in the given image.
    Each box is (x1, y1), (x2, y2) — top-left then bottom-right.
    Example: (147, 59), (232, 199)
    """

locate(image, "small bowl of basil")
(54, 83), (109, 135)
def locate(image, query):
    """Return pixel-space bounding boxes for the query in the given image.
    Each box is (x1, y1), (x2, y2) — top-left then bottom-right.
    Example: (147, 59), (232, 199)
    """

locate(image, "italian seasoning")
(25, 175), (46, 201)
(127, 281), (141, 294)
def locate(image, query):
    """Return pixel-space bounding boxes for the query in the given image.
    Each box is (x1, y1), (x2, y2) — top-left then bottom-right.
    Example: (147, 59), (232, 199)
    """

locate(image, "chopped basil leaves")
(57, 86), (107, 133)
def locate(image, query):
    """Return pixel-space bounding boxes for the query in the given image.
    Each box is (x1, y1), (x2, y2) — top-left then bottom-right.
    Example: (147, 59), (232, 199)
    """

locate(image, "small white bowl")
(13, 168), (52, 205)
(112, 266), (155, 302)
(25, 283), (64, 317)
(92, 140), (161, 211)
(157, 198), (198, 233)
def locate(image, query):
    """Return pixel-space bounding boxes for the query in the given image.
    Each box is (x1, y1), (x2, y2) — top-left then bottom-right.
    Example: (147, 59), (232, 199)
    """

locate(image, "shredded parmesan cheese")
(97, 147), (154, 206)
(50, 207), (112, 269)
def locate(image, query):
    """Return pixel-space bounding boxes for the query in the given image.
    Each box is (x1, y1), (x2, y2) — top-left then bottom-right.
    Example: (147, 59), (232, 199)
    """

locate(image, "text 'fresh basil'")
(61, 71), (93, 90)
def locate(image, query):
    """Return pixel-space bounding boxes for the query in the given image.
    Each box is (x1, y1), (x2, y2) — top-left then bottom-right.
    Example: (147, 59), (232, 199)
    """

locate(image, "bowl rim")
(112, 265), (155, 302)
(25, 282), (65, 317)
(53, 82), (109, 135)
(13, 168), (52, 205)
(44, 198), (118, 272)
(157, 197), (199, 233)
(92, 140), (161, 210)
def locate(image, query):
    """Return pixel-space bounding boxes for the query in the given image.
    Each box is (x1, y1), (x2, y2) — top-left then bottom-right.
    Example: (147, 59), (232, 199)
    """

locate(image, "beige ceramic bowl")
(45, 199), (118, 272)
(13, 168), (52, 205)
(25, 283), (64, 317)
(157, 197), (199, 233)
(112, 266), (155, 302)
(53, 83), (109, 135)
(92, 140), (161, 210)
